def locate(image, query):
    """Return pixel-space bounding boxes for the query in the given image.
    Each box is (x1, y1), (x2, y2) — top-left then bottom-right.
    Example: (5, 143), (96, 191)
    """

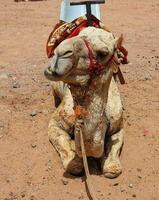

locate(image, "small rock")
(27, 181), (32, 186)
(127, 122), (131, 126)
(120, 189), (125, 192)
(6, 179), (10, 183)
(129, 183), (133, 188)
(31, 143), (37, 148)
(21, 192), (26, 198)
(30, 195), (35, 200)
(137, 168), (142, 172)
(78, 194), (84, 200)
(61, 178), (68, 185)
(113, 183), (119, 186)
(30, 111), (38, 117)
(144, 77), (149, 81)
(132, 194), (136, 198)
(9, 192), (14, 196)
(13, 82), (20, 88)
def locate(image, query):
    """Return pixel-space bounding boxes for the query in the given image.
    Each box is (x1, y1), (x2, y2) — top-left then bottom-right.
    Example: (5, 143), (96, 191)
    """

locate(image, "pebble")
(6, 179), (10, 183)
(61, 178), (68, 185)
(129, 183), (133, 188)
(21, 192), (26, 198)
(113, 182), (119, 186)
(13, 82), (20, 88)
(31, 143), (37, 148)
(30, 195), (35, 200)
(127, 122), (131, 126)
(137, 168), (142, 172)
(30, 111), (38, 117)
(137, 175), (142, 179)
(9, 192), (14, 196)
(132, 194), (137, 198)
(144, 77), (149, 81)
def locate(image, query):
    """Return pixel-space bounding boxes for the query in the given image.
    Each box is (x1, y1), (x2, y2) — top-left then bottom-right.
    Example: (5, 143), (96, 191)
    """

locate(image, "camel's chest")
(70, 82), (109, 158)
(74, 105), (108, 158)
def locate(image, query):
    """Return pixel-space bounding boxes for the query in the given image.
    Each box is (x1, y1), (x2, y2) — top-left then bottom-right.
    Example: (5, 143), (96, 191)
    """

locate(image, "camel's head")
(45, 27), (119, 86)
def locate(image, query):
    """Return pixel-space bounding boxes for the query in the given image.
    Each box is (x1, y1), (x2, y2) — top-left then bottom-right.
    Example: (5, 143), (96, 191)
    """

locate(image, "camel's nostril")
(44, 67), (58, 78)
(52, 71), (58, 76)
(44, 69), (50, 78)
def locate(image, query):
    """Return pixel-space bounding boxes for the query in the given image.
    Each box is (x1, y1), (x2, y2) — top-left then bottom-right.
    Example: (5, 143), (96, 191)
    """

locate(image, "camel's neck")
(70, 67), (114, 158)
(70, 68), (114, 118)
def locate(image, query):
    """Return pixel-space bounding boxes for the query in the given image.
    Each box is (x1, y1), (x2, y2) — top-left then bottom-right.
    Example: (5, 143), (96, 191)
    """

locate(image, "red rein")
(83, 39), (115, 75)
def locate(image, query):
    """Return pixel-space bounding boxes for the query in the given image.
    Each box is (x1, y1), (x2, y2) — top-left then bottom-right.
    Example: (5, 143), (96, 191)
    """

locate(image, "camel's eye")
(62, 50), (73, 58)
(97, 51), (108, 59)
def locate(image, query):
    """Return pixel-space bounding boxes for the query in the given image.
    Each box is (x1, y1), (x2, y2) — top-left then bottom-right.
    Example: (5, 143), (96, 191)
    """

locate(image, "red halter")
(83, 39), (115, 75)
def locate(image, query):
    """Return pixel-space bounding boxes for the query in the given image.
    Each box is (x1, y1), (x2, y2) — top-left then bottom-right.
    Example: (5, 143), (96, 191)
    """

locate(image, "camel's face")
(45, 27), (116, 85)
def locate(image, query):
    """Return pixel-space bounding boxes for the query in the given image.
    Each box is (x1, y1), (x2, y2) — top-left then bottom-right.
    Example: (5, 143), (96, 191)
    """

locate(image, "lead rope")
(77, 119), (97, 200)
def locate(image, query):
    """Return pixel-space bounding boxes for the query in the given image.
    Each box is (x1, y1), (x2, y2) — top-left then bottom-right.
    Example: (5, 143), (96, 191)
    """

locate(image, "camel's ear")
(114, 34), (123, 49)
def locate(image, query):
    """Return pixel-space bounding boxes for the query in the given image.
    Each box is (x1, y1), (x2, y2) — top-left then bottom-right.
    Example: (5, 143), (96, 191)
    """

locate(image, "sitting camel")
(44, 27), (124, 178)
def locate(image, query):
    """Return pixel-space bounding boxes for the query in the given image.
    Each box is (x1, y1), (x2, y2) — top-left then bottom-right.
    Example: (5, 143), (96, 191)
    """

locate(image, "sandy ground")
(0, 0), (159, 200)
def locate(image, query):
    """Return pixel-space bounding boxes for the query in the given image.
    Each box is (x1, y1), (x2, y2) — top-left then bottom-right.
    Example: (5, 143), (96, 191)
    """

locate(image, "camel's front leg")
(102, 77), (124, 178)
(48, 121), (84, 176)
(49, 82), (84, 176)
(102, 129), (124, 178)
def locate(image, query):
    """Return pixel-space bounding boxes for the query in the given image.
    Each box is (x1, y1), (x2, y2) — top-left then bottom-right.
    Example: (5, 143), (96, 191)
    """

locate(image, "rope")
(78, 121), (97, 200)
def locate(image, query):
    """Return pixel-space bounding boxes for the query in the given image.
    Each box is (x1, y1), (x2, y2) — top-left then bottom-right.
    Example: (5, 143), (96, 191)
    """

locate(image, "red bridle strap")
(84, 39), (115, 75)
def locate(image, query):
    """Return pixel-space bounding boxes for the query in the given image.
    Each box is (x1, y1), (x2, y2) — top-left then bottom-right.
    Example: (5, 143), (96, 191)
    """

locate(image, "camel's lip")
(44, 63), (76, 82)
(44, 68), (62, 81)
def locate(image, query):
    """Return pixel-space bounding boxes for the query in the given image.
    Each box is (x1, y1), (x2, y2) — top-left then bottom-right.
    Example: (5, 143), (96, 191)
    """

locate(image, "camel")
(44, 27), (124, 179)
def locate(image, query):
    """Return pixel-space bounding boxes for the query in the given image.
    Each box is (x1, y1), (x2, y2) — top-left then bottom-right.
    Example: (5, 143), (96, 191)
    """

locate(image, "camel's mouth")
(44, 63), (75, 82)
(44, 53), (75, 81)
(44, 66), (63, 81)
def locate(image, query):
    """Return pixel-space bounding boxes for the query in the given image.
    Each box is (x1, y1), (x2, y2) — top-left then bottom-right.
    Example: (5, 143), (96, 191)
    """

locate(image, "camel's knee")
(48, 125), (75, 167)
(107, 128), (124, 158)
(48, 119), (84, 176)
(52, 81), (70, 100)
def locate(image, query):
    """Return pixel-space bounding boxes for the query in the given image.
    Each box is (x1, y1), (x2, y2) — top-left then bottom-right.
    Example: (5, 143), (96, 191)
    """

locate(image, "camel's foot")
(102, 158), (122, 179)
(65, 155), (84, 176)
